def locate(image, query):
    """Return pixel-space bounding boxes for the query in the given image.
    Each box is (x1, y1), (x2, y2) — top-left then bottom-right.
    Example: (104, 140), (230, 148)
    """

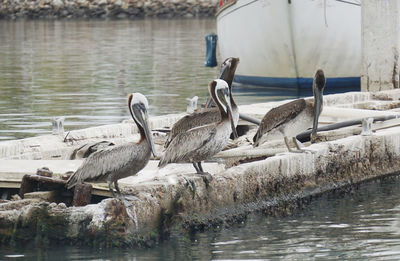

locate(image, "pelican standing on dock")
(159, 79), (238, 175)
(253, 69), (326, 151)
(66, 93), (157, 198)
(164, 57), (240, 148)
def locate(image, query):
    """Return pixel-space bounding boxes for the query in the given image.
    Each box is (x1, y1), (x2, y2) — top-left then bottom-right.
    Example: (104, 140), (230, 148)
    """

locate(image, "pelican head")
(218, 57), (240, 88)
(206, 57), (240, 109)
(128, 93), (157, 157)
(209, 79), (239, 139)
(311, 69), (326, 143)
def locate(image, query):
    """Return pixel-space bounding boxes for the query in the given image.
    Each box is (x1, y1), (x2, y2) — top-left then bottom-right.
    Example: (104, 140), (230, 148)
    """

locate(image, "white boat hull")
(216, 0), (361, 91)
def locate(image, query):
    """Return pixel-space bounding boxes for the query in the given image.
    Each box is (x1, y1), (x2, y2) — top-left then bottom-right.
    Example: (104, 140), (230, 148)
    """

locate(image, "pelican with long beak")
(253, 69), (326, 151)
(159, 79), (238, 175)
(66, 93), (156, 198)
(164, 57), (240, 148)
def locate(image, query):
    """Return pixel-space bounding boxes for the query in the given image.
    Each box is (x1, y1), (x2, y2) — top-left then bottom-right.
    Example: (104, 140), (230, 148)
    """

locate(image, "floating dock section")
(1, 90), (400, 247)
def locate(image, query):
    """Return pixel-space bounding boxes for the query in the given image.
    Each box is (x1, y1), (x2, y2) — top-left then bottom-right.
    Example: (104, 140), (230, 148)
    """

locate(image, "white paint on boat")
(217, 0), (361, 79)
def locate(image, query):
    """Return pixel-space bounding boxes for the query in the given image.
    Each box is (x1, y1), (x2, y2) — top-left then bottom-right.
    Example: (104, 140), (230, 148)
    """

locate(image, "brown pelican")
(159, 79), (238, 175)
(253, 69), (326, 151)
(66, 93), (156, 198)
(164, 57), (240, 148)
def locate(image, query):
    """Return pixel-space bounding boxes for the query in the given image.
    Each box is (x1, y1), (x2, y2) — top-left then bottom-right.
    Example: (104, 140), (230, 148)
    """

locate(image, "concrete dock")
(2, 89), (400, 247)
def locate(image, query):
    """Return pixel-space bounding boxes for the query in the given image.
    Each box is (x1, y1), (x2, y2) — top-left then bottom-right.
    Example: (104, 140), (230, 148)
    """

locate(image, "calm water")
(2, 176), (400, 260)
(0, 19), (296, 141)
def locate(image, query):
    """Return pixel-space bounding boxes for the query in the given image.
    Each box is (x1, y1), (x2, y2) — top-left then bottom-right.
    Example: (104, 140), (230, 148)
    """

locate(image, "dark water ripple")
(2, 177), (400, 260)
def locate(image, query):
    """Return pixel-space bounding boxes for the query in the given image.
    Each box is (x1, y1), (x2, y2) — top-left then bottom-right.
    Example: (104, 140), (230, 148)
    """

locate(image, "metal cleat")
(52, 116), (65, 135)
(186, 96), (198, 113)
(361, 117), (373, 136)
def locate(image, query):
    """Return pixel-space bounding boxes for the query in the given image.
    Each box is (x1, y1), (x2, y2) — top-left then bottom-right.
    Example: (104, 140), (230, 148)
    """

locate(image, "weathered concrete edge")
(177, 127), (400, 230)
(1, 89), (396, 160)
(1, 126), (400, 247)
(2, 88), (400, 160)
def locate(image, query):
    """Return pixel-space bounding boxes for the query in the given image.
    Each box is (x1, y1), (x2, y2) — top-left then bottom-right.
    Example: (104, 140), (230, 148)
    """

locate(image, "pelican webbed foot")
(108, 181), (140, 204)
(284, 136), (302, 153)
(192, 162), (203, 174)
(121, 196), (140, 209)
(293, 137), (305, 150)
(114, 180), (123, 198)
(310, 133), (318, 144)
(192, 162), (212, 187)
(284, 136), (316, 153)
(183, 177), (196, 198)
(108, 181), (117, 198)
(294, 137), (317, 154)
(199, 173), (212, 187)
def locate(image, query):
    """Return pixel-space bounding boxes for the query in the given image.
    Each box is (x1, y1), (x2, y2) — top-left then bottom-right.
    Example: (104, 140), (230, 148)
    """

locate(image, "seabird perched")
(164, 57), (240, 148)
(159, 79), (238, 175)
(66, 93), (156, 199)
(253, 69), (326, 151)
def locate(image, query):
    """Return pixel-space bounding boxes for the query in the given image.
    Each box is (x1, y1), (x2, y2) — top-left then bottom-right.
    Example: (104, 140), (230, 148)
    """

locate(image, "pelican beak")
(218, 58), (231, 80)
(132, 103), (157, 157)
(142, 111), (157, 157)
(311, 69), (326, 143)
(223, 91), (238, 140)
(228, 103), (238, 140)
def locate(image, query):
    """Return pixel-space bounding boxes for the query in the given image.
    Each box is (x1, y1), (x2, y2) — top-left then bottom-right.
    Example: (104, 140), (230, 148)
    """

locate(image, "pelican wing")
(253, 99), (307, 143)
(165, 108), (220, 148)
(66, 143), (138, 188)
(159, 124), (217, 167)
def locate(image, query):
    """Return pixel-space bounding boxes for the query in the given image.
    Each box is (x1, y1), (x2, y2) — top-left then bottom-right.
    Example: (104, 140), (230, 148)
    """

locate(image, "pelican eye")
(134, 102), (147, 112)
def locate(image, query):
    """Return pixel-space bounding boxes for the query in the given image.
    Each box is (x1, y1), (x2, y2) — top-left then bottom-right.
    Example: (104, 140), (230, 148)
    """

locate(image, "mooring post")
(361, 0), (400, 92)
(19, 175), (35, 198)
(72, 183), (92, 206)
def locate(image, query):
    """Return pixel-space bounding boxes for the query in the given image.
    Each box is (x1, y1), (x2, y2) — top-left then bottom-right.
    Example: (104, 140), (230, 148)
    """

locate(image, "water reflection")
(0, 19), (299, 141)
(0, 19), (217, 140)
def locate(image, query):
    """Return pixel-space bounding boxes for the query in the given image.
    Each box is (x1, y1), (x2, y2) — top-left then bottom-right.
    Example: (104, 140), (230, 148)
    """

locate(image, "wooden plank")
(91, 185), (113, 197)
(0, 175), (112, 197)
(24, 191), (57, 202)
(373, 118), (400, 131)
(0, 180), (20, 189)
